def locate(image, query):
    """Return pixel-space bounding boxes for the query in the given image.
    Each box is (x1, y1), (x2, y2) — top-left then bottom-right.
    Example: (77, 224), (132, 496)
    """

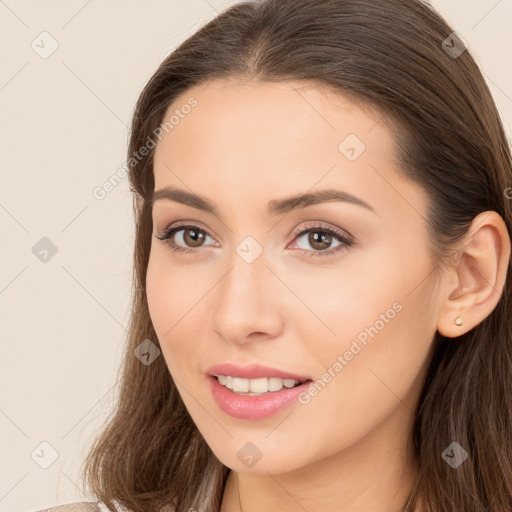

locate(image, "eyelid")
(155, 219), (354, 256)
(157, 219), (352, 241)
(156, 220), (219, 242)
(289, 221), (354, 242)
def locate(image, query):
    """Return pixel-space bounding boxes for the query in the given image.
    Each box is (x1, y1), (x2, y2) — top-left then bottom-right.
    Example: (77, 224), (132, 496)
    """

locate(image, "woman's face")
(147, 79), (440, 474)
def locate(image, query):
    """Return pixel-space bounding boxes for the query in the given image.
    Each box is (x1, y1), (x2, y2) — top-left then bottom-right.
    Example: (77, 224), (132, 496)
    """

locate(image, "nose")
(211, 246), (284, 345)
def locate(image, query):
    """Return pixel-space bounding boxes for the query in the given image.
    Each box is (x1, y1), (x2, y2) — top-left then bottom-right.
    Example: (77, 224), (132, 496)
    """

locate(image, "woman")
(35, 0), (512, 511)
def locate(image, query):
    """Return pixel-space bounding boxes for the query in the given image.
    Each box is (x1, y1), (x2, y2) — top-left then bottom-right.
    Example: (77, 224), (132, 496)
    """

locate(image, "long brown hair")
(81, 1), (512, 510)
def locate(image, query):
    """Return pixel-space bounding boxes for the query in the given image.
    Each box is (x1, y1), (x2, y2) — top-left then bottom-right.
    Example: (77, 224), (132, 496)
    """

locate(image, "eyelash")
(155, 221), (354, 258)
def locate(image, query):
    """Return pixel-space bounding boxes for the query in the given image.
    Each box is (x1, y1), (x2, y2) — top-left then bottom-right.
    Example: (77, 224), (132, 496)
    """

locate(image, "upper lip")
(206, 363), (312, 381)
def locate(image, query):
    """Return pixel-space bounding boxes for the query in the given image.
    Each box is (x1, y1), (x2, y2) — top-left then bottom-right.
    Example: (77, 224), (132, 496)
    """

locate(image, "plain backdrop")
(1, 1), (511, 510)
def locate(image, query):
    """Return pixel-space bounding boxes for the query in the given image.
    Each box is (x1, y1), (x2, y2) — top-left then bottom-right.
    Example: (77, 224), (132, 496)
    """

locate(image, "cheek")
(287, 274), (434, 461)
(146, 252), (209, 378)
(146, 249), (196, 332)
(146, 255), (183, 368)
(146, 255), (170, 335)
(307, 244), (435, 408)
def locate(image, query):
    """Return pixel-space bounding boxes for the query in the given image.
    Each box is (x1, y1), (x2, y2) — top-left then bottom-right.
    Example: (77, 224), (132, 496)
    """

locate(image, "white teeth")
(248, 377), (268, 393)
(283, 378), (298, 388)
(268, 377), (283, 392)
(218, 375), (234, 389)
(232, 377), (249, 393)
(216, 375), (304, 395)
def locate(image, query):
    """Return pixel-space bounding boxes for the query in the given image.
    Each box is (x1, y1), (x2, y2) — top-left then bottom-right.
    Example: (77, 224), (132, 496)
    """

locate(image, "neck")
(220, 400), (419, 512)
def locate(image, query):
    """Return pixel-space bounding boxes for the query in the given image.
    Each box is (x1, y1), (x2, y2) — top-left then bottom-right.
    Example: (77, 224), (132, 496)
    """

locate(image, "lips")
(205, 363), (313, 419)
(208, 375), (313, 419)
(206, 362), (312, 381)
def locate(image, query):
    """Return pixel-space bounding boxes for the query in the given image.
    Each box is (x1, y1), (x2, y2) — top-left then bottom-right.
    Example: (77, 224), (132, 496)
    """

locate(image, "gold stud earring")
(455, 316), (463, 326)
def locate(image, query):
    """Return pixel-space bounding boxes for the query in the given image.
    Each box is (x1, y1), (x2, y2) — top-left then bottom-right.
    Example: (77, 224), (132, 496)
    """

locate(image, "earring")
(455, 316), (463, 326)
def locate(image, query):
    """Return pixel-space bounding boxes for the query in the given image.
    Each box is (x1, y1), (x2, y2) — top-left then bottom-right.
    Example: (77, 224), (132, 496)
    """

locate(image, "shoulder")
(32, 500), (127, 512)
(32, 503), (101, 512)
(32, 499), (174, 512)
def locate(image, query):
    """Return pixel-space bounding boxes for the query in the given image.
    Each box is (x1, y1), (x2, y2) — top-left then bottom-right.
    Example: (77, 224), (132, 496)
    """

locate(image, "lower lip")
(208, 375), (312, 420)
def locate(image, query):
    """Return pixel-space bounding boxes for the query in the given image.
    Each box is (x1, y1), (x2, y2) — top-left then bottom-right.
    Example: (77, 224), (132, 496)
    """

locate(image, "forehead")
(155, 78), (390, 156)
(154, 79), (391, 173)
(151, 78), (426, 223)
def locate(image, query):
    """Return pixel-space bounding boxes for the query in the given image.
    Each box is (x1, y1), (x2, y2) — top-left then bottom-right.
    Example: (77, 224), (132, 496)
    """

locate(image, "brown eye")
(307, 230), (333, 251)
(291, 223), (354, 257)
(156, 224), (216, 254)
(182, 227), (207, 247)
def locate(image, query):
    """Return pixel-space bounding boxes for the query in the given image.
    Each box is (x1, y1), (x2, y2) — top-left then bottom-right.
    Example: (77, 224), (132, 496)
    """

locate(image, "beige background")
(1, 1), (511, 510)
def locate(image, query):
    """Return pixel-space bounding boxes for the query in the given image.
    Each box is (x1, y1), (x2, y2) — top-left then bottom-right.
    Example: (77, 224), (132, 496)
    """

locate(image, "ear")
(436, 211), (511, 338)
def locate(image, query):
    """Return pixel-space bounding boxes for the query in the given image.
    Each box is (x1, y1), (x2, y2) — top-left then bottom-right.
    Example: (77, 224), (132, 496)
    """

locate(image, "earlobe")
(436, 211), (511, 338)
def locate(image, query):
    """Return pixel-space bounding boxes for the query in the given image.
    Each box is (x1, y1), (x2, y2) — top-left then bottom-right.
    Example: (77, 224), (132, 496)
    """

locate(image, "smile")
(208, 375), (313, 420)
(217, 375), (307, 395)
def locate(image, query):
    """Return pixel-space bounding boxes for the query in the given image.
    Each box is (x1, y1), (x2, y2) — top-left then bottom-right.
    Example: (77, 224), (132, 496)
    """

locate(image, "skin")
(146, 78), (511, 512)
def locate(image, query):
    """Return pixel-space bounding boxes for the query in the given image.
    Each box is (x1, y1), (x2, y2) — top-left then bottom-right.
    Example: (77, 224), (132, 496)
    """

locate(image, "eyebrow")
(148, 186), (376, 217)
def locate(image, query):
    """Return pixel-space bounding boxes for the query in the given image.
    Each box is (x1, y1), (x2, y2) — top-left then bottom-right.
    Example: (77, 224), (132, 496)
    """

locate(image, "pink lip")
(206, 363), (311, 381)
(207, 375), (312, 420)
